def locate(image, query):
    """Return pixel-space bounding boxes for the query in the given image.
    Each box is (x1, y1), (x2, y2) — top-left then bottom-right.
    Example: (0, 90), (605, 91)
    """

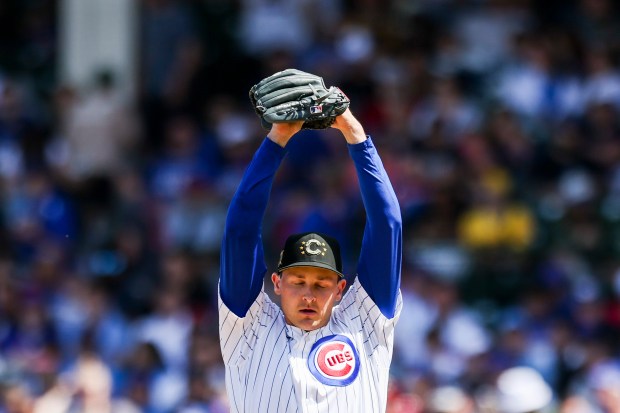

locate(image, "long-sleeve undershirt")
(220, 137), (402, 319)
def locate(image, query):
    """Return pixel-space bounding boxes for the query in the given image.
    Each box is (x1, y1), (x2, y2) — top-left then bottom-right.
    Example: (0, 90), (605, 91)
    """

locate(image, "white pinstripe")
(219, 279), (402, 413)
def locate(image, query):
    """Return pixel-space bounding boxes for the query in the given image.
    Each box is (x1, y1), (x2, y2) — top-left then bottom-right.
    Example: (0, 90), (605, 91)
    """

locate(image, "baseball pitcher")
(219, 69), (402, 412)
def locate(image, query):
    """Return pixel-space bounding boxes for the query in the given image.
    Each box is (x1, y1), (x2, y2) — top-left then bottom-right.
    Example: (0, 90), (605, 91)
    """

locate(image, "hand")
(267, 121), (304, 147)
(331, 109), (367, 145)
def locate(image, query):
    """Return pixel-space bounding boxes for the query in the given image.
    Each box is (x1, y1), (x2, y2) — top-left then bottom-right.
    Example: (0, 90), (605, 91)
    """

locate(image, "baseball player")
(219, 72), (402, 412)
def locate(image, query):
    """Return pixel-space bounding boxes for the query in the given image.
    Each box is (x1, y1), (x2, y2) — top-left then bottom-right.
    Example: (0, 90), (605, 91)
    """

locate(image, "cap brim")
(278, 262), (345, 278)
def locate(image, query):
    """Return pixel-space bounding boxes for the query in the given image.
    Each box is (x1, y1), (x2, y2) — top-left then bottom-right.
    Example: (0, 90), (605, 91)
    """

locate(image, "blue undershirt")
(220, 137), (402, 319)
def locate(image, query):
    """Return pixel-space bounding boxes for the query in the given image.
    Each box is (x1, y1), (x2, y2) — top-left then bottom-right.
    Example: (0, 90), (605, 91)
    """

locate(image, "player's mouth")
(299, 308), (317, 315)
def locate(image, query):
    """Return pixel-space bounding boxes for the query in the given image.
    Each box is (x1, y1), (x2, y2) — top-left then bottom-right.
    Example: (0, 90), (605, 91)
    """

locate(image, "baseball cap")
(277, 232), (344, 278)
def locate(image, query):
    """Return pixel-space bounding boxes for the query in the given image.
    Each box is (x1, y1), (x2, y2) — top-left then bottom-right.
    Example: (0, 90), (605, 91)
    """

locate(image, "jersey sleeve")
(335, 278), (403, 351)
(218, 287), (281, 366)
(348, 137), (402, 319)
(220, 138), (287, 317)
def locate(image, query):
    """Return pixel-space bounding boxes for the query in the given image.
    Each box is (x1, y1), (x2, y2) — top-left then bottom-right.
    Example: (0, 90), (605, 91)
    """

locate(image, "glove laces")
(308, 84), (337, 103)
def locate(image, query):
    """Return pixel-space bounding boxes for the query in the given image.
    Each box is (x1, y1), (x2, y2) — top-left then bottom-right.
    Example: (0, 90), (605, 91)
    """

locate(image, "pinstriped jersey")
(219, 136), (402, 412)
(219, 278), (402, 413)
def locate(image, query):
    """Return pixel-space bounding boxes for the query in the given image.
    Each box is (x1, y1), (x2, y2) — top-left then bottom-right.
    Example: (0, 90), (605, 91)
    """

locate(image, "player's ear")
(271, 272), (282, 295)
(335, 279), (346, 301)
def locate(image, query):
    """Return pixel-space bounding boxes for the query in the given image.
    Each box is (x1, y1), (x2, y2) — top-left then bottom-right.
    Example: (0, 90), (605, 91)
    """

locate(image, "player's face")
(272, 266), (346, 331)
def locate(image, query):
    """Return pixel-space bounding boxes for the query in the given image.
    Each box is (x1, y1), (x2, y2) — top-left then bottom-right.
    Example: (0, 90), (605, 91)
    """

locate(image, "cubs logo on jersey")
(308, 334), (360, 386)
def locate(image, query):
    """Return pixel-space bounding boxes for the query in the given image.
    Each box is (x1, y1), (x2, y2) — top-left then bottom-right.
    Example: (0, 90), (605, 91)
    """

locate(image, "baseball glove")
(249, 69), (350, 130)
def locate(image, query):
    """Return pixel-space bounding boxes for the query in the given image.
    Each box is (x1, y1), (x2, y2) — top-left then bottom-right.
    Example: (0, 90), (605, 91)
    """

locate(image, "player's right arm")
(220, 123), (301, 317)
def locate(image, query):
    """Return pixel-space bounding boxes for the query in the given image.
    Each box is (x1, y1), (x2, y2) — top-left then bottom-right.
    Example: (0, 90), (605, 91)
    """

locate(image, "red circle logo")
(308, 335), (359, 386)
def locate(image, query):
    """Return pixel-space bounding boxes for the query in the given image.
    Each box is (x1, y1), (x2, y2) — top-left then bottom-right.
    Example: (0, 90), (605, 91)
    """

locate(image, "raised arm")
(220, 123), (302, 317)
(332, 110), (402, 318)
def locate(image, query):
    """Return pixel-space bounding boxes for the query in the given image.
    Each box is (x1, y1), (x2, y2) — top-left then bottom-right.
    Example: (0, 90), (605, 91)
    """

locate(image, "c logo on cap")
(308, 335), (359, 386)
(302, 239), (326, 256)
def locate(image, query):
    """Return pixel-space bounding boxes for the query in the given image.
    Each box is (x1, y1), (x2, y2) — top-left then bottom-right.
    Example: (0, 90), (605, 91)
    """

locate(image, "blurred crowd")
(1, 0), (620, 412)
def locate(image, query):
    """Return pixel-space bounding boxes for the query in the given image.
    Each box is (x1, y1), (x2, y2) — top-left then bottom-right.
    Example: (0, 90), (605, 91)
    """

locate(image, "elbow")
(384, 204), (402, 232)
(391, 207), (403, 227)
(368, 205), (402, 237)
(384, 218), (402, 241)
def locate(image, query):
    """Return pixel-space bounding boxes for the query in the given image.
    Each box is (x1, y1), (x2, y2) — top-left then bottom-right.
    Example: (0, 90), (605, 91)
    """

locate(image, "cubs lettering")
(308, 335), (360, 386)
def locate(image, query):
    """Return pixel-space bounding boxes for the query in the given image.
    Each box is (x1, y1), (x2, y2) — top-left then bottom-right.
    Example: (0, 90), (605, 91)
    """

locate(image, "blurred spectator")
(117, 342), (164, 412)
(393, 271), (439, 374)
(158, 250), (213, 315)
(492, 31), (582, 121)
(485, 109), (534, 181)
(2, 167), (77, 262)
(489, 286), (569, 388)
(586, 361), (620, 413)
(451, 0), (533, 76)
(1, 383), (34, 413)
(395, 273), (491, 386)
(0, 78), (48, 173)
(428, 278), (492, 366)
(54, 70), (141, 183)
(386, 379), (423, 413)
(427, 385), (475, 413)
(207, 95), (260, 196)
(238, 0), (323, 57)
(457, 166), (536, 251)
(32, 352), (140, 413)
(131, 287), (192, 412)
(175, 373), (228, 413)
(134, 287), (193, 373)
(147, 115), (213, 203)
(573, 0), (620, 48)
(161, 179), (227, 254)
(1, 298), (59, 389)
(559, 396), (599, 413)
(490, 366), (554, 413)
(407, 76), (482, 144)
(582, 47), (620, 111)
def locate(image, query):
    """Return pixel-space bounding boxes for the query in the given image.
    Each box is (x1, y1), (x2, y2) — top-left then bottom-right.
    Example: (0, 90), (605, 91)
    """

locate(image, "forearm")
(220, 138), (287, 316)
(349, 138), (402, 318)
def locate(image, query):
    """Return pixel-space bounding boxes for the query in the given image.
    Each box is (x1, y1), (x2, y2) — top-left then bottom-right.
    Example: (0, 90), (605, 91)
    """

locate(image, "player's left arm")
(332, 110), (402, 319)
